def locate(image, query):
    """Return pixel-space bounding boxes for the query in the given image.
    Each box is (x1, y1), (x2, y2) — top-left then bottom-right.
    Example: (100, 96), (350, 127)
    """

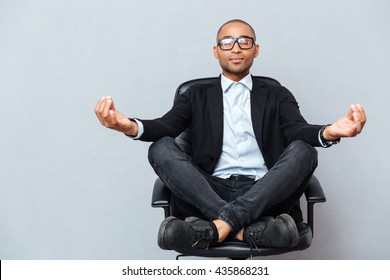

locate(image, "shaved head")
(216, 19), (256, 42)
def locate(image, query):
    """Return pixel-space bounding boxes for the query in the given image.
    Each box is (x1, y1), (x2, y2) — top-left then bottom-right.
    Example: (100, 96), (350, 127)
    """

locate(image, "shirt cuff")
(318, 128), (328, 147)
(318, 125), (340, 148)
(125, 118), (144, 140)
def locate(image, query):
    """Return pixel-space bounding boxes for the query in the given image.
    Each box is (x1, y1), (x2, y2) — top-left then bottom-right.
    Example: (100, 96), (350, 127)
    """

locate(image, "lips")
(229, 57), (244, 63)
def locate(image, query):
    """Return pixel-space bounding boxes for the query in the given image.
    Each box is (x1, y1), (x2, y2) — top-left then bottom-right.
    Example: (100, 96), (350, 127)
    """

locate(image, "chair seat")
(174, 223), (312, 259)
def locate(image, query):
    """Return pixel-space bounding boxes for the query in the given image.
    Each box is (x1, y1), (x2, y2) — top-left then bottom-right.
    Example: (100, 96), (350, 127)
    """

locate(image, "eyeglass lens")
(218, 37), (254, 50)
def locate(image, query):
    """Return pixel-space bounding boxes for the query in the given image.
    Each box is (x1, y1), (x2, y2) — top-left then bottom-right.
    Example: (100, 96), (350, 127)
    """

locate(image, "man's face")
(214, 22), (259, 81)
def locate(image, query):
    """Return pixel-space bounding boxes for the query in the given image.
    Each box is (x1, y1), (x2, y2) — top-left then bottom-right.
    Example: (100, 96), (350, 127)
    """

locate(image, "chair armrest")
(305, 175), (326, 203)
(151, 178), (170, 208)
(151, 178), (171, 217)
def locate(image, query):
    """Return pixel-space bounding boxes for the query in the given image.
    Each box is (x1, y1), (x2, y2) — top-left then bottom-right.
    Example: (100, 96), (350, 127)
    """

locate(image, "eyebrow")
(219, 35), (253, 40)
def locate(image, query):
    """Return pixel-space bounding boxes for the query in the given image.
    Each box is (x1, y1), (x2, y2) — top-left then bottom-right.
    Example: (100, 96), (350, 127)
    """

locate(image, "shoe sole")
(157, 216), (177, 250)
(276, 214), (300, 247)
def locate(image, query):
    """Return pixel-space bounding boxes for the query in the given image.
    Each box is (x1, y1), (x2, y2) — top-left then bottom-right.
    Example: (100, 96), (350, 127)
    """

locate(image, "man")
(95, 19), (366, 250)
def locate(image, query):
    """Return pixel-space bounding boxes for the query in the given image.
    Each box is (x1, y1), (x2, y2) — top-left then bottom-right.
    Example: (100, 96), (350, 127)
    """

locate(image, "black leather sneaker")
(243, 214), (299, 248)
(157, 216), (218, 250)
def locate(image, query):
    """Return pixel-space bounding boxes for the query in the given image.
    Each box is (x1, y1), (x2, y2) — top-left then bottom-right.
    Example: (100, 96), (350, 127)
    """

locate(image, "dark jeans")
(148, 137), (318, 235)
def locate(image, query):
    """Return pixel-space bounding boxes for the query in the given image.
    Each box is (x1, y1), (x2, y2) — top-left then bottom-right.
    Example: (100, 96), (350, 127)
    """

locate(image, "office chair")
(151, 76), (326, 259)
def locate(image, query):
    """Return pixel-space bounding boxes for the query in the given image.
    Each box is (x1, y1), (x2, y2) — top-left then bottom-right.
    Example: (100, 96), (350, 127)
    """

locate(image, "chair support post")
(307, 202), (315, 237)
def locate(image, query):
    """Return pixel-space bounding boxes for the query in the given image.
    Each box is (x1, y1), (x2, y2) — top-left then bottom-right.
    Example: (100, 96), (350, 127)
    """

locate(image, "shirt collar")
(221, 73), (253, 93)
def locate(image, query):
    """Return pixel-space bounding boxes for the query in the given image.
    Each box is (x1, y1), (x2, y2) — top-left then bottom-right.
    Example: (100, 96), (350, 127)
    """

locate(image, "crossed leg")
(148, 137), (318, 248)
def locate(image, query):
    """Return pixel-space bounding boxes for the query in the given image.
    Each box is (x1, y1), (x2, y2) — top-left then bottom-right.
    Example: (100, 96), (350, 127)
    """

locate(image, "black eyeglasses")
(217, 36), (255, 50)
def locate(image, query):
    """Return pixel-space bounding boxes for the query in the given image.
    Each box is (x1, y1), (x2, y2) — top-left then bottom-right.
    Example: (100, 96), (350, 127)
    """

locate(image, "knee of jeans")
(148, 136), (175, 164)
(290, 140), (318, 163)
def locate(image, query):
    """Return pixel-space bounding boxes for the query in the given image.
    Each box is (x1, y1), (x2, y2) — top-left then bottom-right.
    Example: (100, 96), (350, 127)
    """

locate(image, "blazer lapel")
(207, 76), (224, 156)
(250, 76), (268, 153)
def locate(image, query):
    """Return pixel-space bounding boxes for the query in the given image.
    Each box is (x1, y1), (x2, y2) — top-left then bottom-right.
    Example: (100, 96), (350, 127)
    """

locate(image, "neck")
(222, 72), (250, 82)
(222, 71), (250, 82)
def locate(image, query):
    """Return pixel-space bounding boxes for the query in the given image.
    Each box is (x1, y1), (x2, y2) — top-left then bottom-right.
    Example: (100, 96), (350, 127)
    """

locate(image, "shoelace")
(246, 233), (260, 257)
(191, 225), (213, 250)
(192, 237), (210, 250)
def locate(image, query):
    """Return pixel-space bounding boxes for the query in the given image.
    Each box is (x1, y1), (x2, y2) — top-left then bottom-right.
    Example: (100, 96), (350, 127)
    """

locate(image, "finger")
(105, 98), (122, 128)
(351, 105), (366, 135)
(352, 113), (361, 135)
(355, 104), (367, 125)
(351, 104), (365, 117)
(102, 97), (114, 124)
(97, 97), (115, 127)
(108, 109), (118, 125)
(94, 96), (107, 124)
(94, 96), (105, 115)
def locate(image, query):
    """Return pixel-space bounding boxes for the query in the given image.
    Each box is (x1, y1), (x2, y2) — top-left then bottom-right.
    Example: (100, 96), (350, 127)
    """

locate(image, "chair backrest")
(174, 76), (281, 154)
(174, 76), (280, 99)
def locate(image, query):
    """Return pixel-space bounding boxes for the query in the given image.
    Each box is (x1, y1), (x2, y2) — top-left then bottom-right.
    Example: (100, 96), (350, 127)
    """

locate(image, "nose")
(231, 41), (242, 53)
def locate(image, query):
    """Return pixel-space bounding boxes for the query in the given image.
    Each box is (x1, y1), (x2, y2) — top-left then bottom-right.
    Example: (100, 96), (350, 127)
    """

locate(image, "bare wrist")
(124, 119), (138, 137)
(322, 126), (335, 141)
(323, 125), (341, 141)
(320, 125), (341, 147)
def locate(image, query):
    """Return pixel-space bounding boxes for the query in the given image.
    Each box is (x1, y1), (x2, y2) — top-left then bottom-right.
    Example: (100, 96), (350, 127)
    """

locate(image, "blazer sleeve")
(137, 93), (192, 142)
(278, 87), (323, 146)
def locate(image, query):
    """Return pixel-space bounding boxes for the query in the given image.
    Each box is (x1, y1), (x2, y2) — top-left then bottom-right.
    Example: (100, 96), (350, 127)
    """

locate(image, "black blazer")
(139, 76), (323, 174)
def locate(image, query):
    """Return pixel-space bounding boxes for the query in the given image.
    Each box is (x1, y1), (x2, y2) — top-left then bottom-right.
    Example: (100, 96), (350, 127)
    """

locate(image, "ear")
(213, 45), (219, 59)
(254, 44), (260, 58)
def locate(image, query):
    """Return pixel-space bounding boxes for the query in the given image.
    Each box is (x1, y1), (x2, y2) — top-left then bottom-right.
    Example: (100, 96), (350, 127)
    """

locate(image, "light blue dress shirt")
(212, 74), (268, 180)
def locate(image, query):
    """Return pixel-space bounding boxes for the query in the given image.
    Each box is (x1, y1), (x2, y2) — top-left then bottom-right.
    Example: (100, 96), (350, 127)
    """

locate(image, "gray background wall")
(0, 0), (389, 259)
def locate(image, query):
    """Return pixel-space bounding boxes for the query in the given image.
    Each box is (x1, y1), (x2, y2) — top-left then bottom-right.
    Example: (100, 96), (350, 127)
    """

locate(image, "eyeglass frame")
(217, 36), (256, 50)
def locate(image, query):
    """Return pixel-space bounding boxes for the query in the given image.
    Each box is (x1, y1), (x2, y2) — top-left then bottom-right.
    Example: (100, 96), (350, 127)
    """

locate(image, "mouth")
(229, 57), (244, 64)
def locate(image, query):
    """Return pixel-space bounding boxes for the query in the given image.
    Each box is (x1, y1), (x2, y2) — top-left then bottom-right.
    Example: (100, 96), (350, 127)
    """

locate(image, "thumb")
(108, 109), (119, 124)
